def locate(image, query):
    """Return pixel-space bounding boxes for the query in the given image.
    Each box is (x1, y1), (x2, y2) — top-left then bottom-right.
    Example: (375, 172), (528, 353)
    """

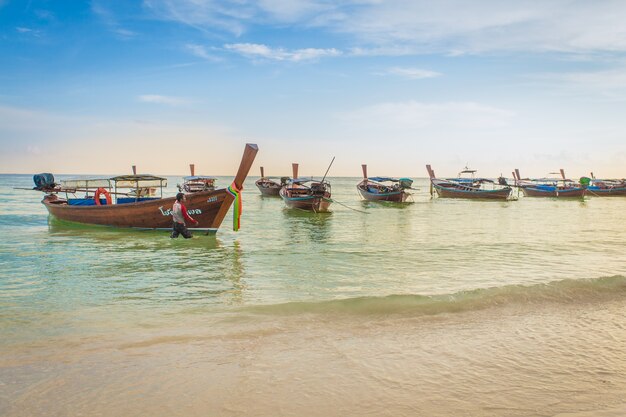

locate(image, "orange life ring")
(94, 187), (112, 206)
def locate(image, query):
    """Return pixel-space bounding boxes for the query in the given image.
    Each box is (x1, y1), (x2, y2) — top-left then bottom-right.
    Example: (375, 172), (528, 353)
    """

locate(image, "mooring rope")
(326, 198), (369, 214)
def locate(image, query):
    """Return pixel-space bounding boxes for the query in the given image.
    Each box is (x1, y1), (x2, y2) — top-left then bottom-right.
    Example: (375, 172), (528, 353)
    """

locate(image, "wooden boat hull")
(279, 189), (331, 212)
(41, 143), (259, 233)
(255, 181), (281, 197)
(281, 196), (331, 212)
(43, 190), (229, 232)
(433, 183), (512, 200)
(357, 186), (408, 202)
(586, 186), (626, 196)
(520, 186), (586, 198)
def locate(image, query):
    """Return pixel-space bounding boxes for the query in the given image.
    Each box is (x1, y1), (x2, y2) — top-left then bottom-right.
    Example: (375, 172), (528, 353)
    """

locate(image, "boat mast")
(209, 143), (259, 229)
(321, 157), (335, 183)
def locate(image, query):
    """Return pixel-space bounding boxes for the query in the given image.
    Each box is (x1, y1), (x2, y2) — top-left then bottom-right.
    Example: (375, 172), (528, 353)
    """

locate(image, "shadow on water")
(359, 200), (413, 210)
(47, 217), (221, 250)
(39, 218), (251, 308)
(281, 208), (332, 243)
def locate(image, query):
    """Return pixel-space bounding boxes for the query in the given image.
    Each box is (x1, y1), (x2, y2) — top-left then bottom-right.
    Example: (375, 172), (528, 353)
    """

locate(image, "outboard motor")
(310, 182), (326, 196)
(498, 176), (508, 186)
(33, 173), (56, 191)
(579, 177), (591, 187)
(399, 178), (413, 189)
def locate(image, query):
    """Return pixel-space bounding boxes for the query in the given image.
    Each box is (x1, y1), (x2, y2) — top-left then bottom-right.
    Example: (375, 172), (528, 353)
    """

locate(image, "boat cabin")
(59, 175), (167, 206)
(178, 176), (217, 193)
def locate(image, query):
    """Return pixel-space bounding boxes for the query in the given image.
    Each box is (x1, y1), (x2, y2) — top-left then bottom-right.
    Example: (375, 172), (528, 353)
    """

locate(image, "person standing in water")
(171, 192), (198, 239)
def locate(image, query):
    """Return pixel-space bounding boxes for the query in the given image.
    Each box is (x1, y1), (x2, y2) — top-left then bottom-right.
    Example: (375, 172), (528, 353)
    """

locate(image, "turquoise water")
(1, 173), (625, 416)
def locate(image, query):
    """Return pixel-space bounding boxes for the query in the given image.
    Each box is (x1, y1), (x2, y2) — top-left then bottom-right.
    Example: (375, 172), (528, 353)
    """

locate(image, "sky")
(1, 0), (626, 178)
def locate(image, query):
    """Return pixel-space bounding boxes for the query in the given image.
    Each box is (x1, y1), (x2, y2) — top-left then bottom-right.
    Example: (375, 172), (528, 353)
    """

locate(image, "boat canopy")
(368, 177), (398, 183)
(290, 177), (318, 184)
(445, 177), (495, 184)
(110, 174), (167, 188)
(183, 175), (216, 181)
(61, 177), (112, 189)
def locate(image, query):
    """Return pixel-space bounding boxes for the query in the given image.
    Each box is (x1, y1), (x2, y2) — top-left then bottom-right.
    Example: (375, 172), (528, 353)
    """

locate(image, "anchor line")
(325, 198), (369, 214)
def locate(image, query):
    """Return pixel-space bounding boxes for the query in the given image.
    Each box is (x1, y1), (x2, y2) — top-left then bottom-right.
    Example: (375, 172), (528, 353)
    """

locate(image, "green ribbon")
(227, 183), (242, 231)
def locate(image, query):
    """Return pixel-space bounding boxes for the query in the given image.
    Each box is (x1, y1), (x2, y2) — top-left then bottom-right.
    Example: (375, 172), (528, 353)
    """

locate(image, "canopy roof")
(445, 177), (494, 183)
(110, 174), (167, 188)
(368, 177), (398, 183)
(183, 175), (216, 181)
(289, 177), (328, 184)
(61, 177), (112, 188)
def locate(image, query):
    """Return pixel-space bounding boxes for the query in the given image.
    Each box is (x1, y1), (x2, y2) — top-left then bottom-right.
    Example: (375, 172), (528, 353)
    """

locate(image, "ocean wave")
(245, 275), (626, 316)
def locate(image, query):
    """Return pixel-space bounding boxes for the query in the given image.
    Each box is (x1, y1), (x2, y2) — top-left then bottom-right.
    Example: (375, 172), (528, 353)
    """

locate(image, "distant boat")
(178, 164), (217, 193)
(255, 166), (287, 197)
(357, 164), (412, 202)
(426, 165), (512, 200)
(280, 162), (332, 212)
(513, 169), (586, 198)
(37, 143), (258, 233)
(581, 173), (626, 197)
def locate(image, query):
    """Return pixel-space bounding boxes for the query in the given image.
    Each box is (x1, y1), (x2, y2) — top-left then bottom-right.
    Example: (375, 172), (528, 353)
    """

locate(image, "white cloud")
(92, 2), (136, 38)
(185, 44), (222, 61)
(16, 27), (33, 33)
(384, 67), (441, 79)
(143, 0), (626, 55)
(225, 43), (341, 62)
(114, 28), (137, 38)
(342, 101), (515, 129)
(144, 0), (249, 36)
(138, 95), (190, 106)
(545, 68), (626, 89)
(27, 145), (42, 155)
(34, 9), (55, 21)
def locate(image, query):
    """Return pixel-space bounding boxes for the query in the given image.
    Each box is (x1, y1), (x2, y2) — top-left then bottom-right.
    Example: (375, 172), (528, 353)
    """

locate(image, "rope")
(586, 189), (600, 197)
(227, 182), (243, 231)
(326, 198), (369, 214)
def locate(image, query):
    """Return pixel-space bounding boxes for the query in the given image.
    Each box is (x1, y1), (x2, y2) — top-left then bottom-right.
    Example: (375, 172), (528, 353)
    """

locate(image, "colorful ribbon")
(227, 182), (243, 231)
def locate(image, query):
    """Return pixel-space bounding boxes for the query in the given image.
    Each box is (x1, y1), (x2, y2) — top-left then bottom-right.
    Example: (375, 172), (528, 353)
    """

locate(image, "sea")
(1, 173), (625, 417)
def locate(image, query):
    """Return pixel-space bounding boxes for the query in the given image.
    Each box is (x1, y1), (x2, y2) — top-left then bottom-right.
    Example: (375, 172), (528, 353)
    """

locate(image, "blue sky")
(1, 0), (626, 178)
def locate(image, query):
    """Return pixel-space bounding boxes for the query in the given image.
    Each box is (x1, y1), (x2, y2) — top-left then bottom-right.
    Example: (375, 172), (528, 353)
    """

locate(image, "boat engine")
(399, 178), (413, 189)
(33, 173), (57, 191)
(310, 182), (326, 196)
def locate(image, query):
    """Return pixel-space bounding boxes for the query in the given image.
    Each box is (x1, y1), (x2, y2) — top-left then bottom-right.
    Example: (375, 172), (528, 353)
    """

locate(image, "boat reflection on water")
(359, 199), (413, 209)
(46, 211), (249, 305)
(281, 208), (332, 244)
(47, 216), (221, 249)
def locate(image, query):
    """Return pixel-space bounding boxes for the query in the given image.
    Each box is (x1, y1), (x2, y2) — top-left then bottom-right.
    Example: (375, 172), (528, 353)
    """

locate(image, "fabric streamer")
(227, 182), (243, 231)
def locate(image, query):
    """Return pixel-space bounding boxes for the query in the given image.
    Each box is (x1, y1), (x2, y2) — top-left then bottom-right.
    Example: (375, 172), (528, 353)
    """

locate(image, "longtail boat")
(279, 162), (332, 212)
(357, 164), (412, 202)
(178, 164), (217, 193)
(513, 169), (586, 198)
(39, 143), (258, 233)
(580, 173), (626, 197)
(426, 165), (512, 200)
(255, 166), (287, 197)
